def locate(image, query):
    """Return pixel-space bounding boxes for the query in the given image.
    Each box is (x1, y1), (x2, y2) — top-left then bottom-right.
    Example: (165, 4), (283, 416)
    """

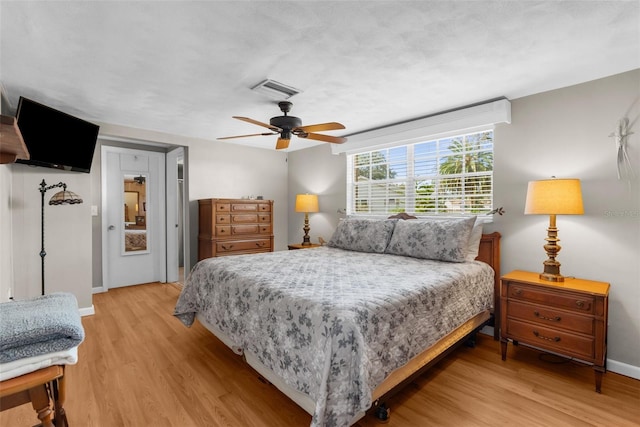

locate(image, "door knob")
(108, 225), (115, 230)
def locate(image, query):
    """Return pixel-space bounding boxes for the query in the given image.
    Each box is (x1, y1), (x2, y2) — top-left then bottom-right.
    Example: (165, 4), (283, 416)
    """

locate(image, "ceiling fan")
(217, 101), (347, 150)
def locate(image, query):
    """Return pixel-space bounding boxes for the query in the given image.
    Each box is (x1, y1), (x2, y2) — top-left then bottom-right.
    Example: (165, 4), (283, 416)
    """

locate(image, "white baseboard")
(78, 305), (95, 317)
(607, 359), (640, 381)
(92, 286), (105, 294)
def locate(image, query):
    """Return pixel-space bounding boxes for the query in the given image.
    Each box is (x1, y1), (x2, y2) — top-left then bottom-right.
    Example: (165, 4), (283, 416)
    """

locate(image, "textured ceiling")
(1, 1), (639, 151)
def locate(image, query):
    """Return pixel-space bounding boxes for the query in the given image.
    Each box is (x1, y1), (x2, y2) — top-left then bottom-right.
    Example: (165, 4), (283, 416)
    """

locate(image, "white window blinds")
(347, 129), (494, 216)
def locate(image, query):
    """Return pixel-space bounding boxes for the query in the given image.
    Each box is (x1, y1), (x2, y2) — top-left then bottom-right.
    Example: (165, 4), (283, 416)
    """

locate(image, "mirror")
(123, 174), (148, 252)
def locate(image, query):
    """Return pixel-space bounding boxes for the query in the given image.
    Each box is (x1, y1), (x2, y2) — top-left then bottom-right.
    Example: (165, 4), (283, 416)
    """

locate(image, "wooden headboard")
(478, 232), (501, 339)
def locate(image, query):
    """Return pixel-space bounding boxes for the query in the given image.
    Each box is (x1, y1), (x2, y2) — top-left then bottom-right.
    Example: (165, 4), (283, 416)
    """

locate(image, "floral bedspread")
(174, 247), (494, 427)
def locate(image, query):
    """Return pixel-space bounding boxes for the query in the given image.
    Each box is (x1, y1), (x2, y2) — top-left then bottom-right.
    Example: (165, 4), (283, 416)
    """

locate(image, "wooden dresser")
(198, 198), (274, 260)
(500, 270), (609, 392)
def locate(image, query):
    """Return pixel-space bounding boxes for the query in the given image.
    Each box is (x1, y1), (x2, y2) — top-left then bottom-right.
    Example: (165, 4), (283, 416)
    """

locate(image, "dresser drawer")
(215, 225), (231, 237)
(258, 225), (271, 234)
(216, 239), (271, 253)
(231, 224), (260, 235)
(506, 282), (595, 314)
(258, 203), (271, 212)
(216, 214), (230, 224)
(231, 213), (259, 224)
(231, 203), (258, 212)
(505, 319), (594, 360)
(506, 300), (594, 335)
(258, 213), (271, 223)
(216, 203), (230, 212)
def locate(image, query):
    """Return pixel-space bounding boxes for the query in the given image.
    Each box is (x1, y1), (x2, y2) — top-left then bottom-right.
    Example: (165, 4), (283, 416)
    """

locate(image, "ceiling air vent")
(251, 79), (301, 100)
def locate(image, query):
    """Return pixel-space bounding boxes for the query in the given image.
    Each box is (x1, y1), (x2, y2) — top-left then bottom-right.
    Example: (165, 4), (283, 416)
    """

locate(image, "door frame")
(166, 147), (190, 283)
(101, 142), (189, 290)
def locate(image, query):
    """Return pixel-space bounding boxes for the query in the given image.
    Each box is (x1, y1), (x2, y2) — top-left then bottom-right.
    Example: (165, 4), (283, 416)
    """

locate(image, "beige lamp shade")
(49, 190), (83, 205)
(524, 178), (584, 215)
(295, 194), (319, 213)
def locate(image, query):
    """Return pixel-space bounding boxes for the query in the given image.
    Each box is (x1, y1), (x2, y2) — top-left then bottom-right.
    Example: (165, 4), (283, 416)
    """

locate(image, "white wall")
(186, 138), (289, 255)
(489, 69), (639, 373)
(9, 164), (93, 310)
(287, 143), (346, 245)
(0, 166), (14, 301)
(287, 70), (640, 375)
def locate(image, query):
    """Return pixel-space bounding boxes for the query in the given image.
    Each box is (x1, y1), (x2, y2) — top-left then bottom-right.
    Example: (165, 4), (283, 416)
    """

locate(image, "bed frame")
(368, 231), (501, 421)
(221, 229), (502, 424)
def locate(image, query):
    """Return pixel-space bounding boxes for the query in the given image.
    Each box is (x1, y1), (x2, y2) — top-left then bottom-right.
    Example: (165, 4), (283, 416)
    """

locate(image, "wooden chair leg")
(52, 374), (68, 427)
(28, 384), (55, 427)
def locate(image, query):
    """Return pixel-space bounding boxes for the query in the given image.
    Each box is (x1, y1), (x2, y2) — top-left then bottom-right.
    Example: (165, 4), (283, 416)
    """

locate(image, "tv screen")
(15, 96), (100, 173)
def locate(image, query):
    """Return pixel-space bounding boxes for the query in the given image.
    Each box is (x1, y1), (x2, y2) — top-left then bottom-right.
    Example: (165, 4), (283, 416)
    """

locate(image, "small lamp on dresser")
(295, 194), (319, 246)
(524, 177), (584, 282)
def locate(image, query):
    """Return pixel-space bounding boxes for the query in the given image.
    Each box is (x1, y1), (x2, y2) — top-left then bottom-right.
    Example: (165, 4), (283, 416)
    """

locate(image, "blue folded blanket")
(0, 293), (85, 364)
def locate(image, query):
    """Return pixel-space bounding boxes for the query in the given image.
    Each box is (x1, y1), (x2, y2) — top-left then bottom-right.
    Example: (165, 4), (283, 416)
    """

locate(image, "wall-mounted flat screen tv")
(15, 96), (100, 173)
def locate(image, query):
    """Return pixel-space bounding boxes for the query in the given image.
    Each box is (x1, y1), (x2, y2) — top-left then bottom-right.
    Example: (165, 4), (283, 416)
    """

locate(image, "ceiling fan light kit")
(218, 101), (347, 150)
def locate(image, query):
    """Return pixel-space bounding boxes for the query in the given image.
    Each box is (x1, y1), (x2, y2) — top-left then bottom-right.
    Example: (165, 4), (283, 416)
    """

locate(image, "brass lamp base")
(539, 214), (564, 282)
(301, 212), (312, 246)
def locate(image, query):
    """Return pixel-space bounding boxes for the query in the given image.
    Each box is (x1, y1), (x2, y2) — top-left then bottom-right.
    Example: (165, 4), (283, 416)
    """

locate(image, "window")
(347, 129), (494, 216)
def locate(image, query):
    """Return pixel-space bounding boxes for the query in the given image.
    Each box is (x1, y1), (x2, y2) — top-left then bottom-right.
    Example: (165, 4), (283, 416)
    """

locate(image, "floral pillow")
(327, 218), (398, 253)
(385, 216), (477, 262)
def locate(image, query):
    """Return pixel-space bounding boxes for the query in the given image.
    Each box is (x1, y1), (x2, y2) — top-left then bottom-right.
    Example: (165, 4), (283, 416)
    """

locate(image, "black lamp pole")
(39, 179), (72, 296)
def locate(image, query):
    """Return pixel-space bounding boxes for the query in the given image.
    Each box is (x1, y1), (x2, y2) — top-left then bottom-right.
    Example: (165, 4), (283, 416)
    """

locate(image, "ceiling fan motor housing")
(270, 115), (302, 130)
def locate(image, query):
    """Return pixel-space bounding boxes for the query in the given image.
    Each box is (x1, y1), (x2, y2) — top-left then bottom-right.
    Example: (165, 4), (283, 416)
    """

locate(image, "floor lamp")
(39, 179), (83, 295)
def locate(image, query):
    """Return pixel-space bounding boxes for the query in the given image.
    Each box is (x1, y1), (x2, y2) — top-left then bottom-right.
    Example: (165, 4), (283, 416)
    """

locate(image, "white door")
(102, 146), (166, 289)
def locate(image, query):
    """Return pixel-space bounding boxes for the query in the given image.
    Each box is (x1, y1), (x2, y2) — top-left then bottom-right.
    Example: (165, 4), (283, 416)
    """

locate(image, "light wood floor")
(2, 283), (638, 426)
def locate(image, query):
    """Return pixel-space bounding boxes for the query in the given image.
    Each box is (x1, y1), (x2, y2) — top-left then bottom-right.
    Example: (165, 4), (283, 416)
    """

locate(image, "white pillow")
(465, 219), (484, 262)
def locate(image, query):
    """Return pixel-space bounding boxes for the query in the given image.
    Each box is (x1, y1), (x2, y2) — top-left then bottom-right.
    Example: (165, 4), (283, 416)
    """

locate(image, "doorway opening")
(100, 143), (189, 291)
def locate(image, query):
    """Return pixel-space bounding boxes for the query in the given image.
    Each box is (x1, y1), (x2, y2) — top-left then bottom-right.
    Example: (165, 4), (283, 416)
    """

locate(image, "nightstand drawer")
(505, 319), (594, 360)
(507, 300), (594, 334)
(506, 282), (595, 314)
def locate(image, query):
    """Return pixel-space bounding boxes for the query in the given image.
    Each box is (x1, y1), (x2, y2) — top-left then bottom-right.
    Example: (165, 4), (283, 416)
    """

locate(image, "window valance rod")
(332, 98), (511, 155)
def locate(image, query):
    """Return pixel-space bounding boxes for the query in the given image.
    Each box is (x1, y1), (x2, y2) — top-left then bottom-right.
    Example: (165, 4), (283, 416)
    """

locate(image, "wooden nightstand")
(500, 270), (609, 392)
(287, 243), (322, 250)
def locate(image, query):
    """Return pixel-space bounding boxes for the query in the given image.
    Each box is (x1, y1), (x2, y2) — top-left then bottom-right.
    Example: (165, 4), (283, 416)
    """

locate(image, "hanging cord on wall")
(609, 117), (635, 181)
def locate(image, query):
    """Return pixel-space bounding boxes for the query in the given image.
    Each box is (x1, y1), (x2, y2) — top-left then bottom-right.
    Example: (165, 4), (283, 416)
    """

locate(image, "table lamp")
(295, 194), (319, 246)
(524, 178), (584, 282)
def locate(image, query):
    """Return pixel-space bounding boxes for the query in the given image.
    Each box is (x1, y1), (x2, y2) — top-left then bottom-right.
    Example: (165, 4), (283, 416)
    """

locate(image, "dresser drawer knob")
(513, 288), (523, 296)
(576, 300), (585, 308)
(533, 311), (561, 322)
(221, 244), (234, 250)
(256, 242), (265, 247)
(533, 330), (560, 342)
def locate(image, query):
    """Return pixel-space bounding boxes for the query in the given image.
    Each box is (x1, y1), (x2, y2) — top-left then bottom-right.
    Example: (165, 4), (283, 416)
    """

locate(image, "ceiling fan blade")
(275, 138), (290, 150)
(233, 116), (282, 132)
(299, 132), (347, 144)
(294, 122), (345, 133)
(217, 132), (278, 140)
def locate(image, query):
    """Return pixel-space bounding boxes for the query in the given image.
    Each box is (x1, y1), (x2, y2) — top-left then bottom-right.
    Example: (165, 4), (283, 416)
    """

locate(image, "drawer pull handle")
(576, 300), (585, 308)
(256, 242), (265, 247)
(533, 311), (561, 322)
(513, 288), (523, 295)
(221, 244), (234, 250)
(533, 331), (560, 342)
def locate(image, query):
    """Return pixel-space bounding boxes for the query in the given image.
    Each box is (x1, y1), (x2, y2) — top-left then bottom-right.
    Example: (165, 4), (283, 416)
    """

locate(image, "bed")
(174, 215), (500, 426)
